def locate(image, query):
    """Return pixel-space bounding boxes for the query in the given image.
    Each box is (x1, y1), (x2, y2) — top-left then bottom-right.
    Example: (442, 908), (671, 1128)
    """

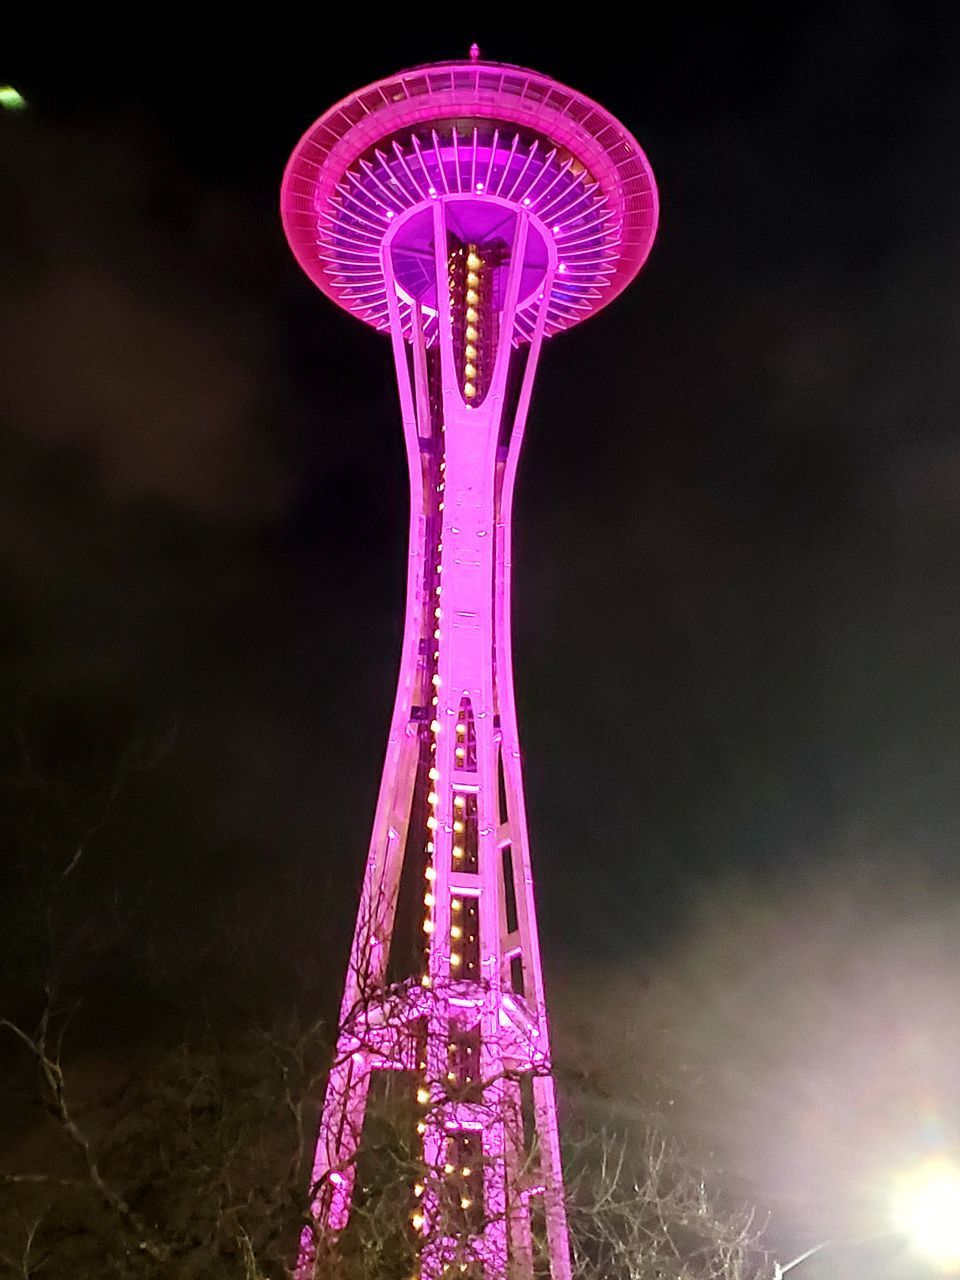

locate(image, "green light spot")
(0, 85), (27, 111)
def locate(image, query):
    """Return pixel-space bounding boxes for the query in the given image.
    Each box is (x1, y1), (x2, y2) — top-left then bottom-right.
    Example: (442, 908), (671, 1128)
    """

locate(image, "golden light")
(893, 1156), (960, 1270)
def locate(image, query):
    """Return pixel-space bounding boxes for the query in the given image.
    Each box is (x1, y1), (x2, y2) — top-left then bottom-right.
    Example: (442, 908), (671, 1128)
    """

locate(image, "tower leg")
(503, 1081), (534, 1280)
(296, 721), (421, 1277)
(297, 1053), (372, 1275)
(482, 1076), (509, 1280)
(533, 1076), (572, 1280)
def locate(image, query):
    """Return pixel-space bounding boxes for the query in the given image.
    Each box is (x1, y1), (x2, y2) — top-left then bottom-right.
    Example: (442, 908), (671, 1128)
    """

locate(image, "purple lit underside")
(282, 60), (657, 340)
(282, 58), (658, 1280)
(316, 125), (616, 342)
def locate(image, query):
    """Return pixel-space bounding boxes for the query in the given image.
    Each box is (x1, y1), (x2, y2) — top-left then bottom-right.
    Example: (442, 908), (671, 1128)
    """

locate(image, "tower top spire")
(469, 41), (480, 61)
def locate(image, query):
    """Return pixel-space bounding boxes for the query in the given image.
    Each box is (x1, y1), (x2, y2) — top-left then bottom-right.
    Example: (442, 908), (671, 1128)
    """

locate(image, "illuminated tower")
(281, 49), (657, 1280)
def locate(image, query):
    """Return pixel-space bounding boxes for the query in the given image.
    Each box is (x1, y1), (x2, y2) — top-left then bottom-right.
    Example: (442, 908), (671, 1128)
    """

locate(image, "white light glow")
(894, 1157), (960, 1270)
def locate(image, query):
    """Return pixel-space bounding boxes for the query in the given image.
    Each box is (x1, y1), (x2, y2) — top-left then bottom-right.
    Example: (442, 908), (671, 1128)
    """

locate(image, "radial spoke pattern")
(318, 126), (616, 342)
(281, 60), (658, 343)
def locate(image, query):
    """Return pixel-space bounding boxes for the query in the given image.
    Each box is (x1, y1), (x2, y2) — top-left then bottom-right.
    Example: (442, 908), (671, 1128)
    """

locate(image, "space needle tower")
(281, 47), (658, 1280)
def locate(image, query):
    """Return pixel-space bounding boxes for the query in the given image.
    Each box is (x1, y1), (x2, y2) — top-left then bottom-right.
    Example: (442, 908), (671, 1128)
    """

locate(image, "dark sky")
(5, 6), (960, 1263)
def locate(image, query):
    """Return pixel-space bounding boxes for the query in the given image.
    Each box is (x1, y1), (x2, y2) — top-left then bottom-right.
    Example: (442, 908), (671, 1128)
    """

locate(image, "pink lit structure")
(281, 50), (657, 1280)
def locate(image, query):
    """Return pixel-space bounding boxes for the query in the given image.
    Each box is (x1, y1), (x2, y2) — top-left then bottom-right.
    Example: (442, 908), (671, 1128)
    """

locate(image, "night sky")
(5, 6), (960, 1263)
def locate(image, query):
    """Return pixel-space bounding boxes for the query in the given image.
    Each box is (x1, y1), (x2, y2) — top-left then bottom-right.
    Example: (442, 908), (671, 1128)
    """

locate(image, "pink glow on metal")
(283, 53), (657, 1280)
(281, 58), (657, 342)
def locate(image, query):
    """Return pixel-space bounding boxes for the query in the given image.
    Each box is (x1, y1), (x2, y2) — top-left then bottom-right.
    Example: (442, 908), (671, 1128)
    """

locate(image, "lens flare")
(893, 1156), (960, 1270)
(0, 85), (27, 110)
